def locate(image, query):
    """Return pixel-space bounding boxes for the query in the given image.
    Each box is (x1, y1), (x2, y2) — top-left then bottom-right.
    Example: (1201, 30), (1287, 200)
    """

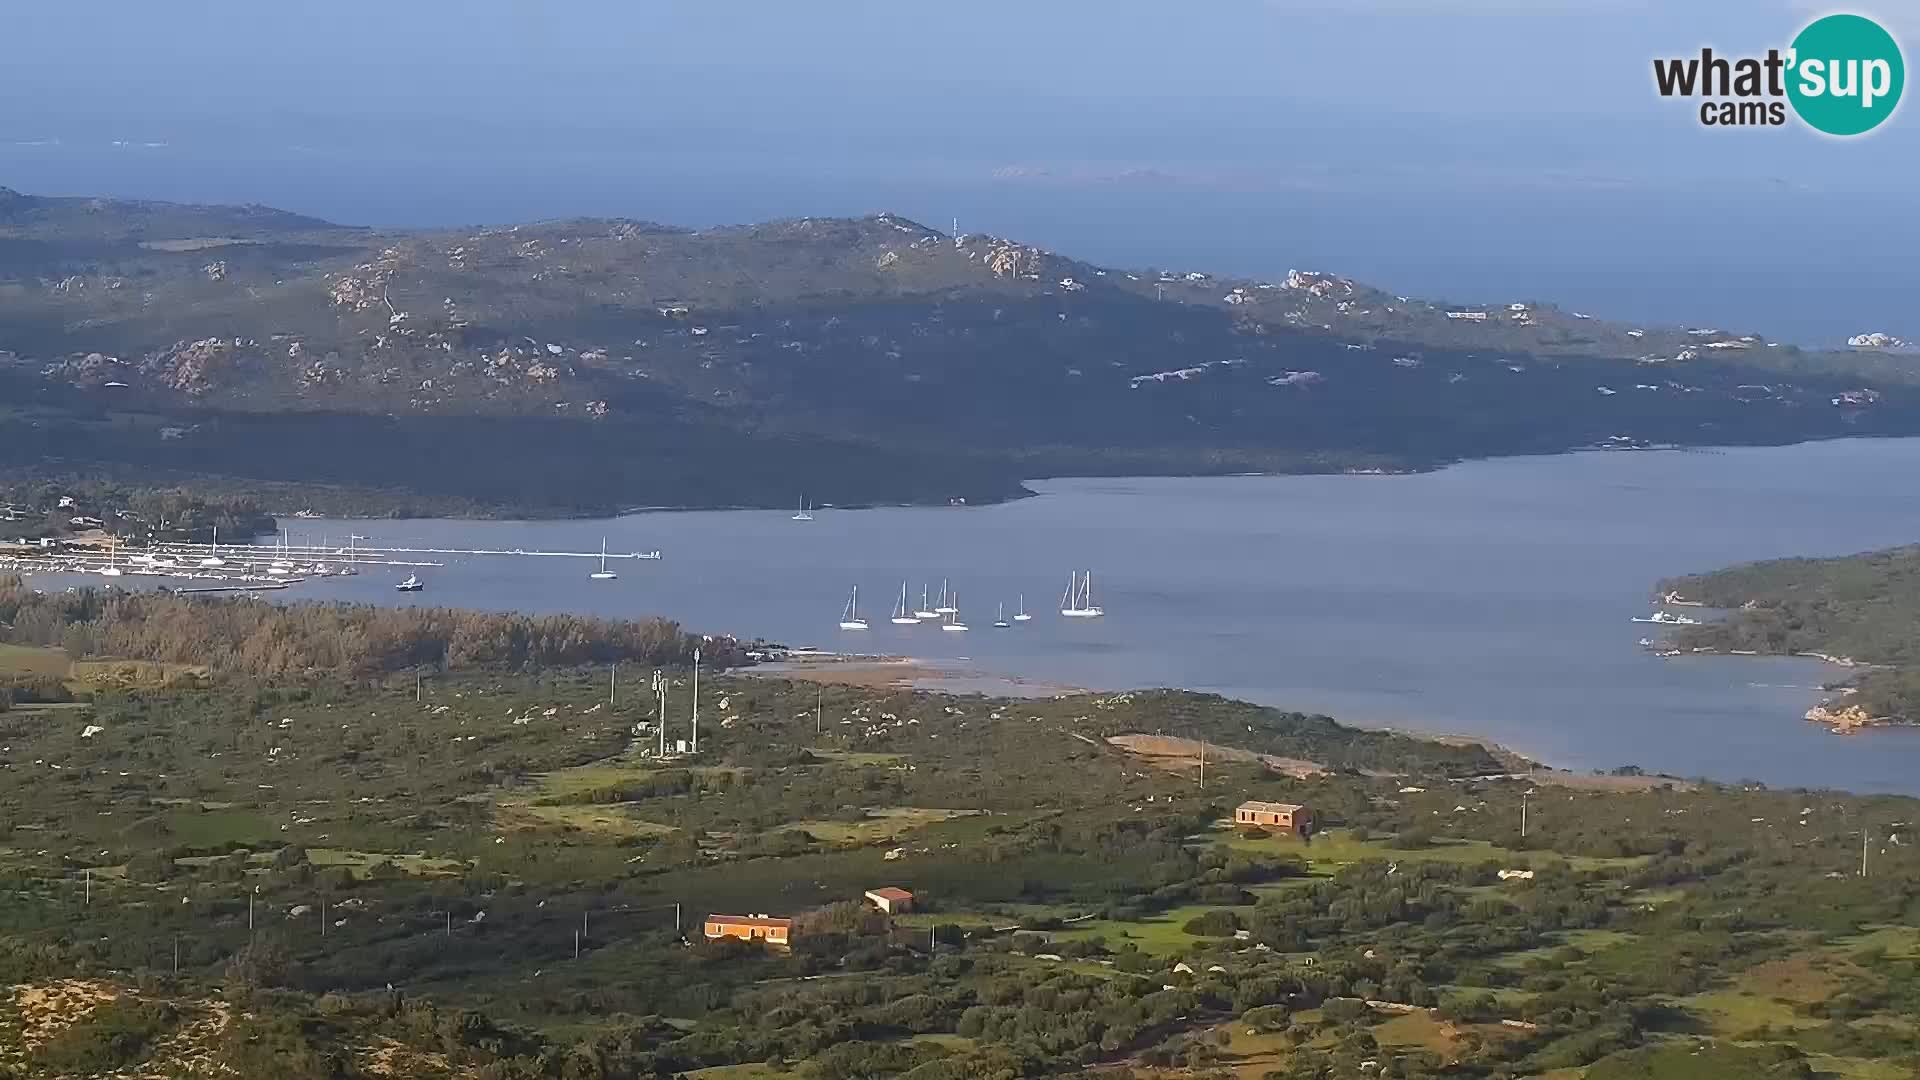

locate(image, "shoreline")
(749, 653), (1693, 790)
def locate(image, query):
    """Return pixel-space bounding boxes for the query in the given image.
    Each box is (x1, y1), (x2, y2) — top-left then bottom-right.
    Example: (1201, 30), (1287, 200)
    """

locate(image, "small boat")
(792, 496), (814, 522)
(1631, 611), (1699, 626)
(634, 550), (662, 560)
(396, 574), (424, 592)
(914, 585), (940, 620)
(1060, 571), (1105, 618)
(839, 585), (869, 630)
(1638, 637), (1654, 648)
(993, 602), (1011, 629)
(590, 537), (619, 580)
(1013, 594), (1032, 622)
(942, 593), (968, 631)
(200, 525), (226, 567)
(890, 583), (920, 625)
(934, 578), (957, 614)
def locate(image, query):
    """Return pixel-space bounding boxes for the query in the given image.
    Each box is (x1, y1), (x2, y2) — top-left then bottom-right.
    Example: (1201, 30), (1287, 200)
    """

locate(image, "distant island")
(1660, 545), (1920, 731)
(4, 185), (1919, 520)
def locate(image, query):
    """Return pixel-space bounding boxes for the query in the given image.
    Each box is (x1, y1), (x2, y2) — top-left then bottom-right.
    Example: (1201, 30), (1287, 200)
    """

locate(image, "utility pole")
(445, 910), (452, 938)
(248, 887), (256, 933)
(691, 647), (700, 754)
(674, 902), (682, 937)
(1198, 739), (1206, 790)
(1521, 791), (1530, 839)
(582, 909), (589, 946)
(415, 670), (421, 703)
(1863, 827), (1872, 878)
(573, 929), (581, 960)
(321, 897), (327, 939)
(816, 685), (824, 738)
(660, 674), (668, 756)
(609, 664), (617, 707)
(84, 868), (91, 905)
(173, 935), (180, 976)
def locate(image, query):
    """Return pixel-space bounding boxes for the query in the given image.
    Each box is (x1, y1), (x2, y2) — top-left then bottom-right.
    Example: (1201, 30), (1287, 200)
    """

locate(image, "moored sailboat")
(891, 583), (920, 625)
(839, 586), (869, 630)
(1060, 571), (1105, 618)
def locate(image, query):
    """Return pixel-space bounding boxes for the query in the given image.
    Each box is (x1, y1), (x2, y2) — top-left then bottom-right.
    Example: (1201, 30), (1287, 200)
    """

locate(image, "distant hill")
(2, 188), (1916, 514)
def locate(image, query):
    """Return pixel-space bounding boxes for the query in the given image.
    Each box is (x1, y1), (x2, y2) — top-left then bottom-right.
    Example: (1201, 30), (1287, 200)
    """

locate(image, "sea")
(123, 437), (1920, 796)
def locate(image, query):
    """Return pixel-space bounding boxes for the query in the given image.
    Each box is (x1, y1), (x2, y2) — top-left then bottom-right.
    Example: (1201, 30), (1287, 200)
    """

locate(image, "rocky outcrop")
(1805, 702), (1885, 732)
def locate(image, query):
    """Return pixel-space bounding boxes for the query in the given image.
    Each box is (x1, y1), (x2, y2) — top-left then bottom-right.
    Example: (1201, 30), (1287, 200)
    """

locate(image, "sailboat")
(934, 578), (957, 614)
(395, 574), (424, 592)
(590, 537), (619, 580)
(1013, 594), (1032, 622)
(838, 585), (869, 630)
(993, 602), (1011, 629)
(890, 582), (920, 625)
(914, 585), (940, 620)
(99, 536), (123, 577)
(199, 525), (226, 568)
(1060, 571), (1105, 617)
(792, 496), (814, 522)
(942, 592), (968, 631)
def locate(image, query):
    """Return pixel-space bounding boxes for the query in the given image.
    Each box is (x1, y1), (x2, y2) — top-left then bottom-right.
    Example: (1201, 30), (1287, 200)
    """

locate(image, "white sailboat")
(199, 525), (226, 568)
(99, 536), (123, 577)
(590, 537), (619, 580)
(1060, 571), (1105, 617)
(792, 496), (814, 522)
(934, 577), (957, 614)
(914, 585), (940, 620)
(1013, 594), (1032, 622)
(942, 592), (969, 631)
(993, 602), (1011, 629)
(839, 585), (869, 630)
(395, 574), (423, 592)
(890, 582), (920, 625)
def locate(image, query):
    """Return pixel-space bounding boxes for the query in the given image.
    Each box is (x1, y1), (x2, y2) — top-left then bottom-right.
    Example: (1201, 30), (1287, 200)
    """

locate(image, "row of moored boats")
(840, 572), (1105, 632)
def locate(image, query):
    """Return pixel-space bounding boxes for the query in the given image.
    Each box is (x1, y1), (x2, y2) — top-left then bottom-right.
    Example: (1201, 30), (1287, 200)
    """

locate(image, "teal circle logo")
(1788, 14), (1905, 135)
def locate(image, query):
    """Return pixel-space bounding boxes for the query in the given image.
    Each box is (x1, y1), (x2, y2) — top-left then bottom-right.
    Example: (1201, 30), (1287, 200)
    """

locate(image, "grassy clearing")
(1204, 1023), (1295, 1080)
(1374, 1010), (1463, 1053)
(68, 658), (207, 689)
(808, 748), (908, 766)
(1805, 1053), (1920, 1080)
(684, 1065), (781, 1080)
(1680, 987), (1808, 1034)
(156, 807), (277, 849)
(0, 643), (70, 677)
(498, 801), (678, 840)
(1835, 925), (1920, 959)
(781, 807), (977, 845)
(305, 849), (469, 878)
(1221, 827), (1647, 875)
(1053, 902), (1250, 956)
(526, 762), (657, 799)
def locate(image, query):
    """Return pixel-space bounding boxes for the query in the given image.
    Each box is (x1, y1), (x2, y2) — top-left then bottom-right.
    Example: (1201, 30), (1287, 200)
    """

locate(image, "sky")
(2, 1), (1917, 341)
(5, 0), (1913, 193)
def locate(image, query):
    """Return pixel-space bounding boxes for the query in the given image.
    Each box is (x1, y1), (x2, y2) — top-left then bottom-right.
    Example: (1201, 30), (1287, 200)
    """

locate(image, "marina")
(0, 535), (665, 591)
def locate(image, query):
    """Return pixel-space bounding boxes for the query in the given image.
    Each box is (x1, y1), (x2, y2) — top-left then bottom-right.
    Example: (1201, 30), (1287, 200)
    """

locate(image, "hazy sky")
(5, 0), (1914, 195)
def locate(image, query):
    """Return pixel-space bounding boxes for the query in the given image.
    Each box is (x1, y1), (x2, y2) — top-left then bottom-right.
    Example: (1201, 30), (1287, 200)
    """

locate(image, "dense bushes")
(0, 577), (745, 678)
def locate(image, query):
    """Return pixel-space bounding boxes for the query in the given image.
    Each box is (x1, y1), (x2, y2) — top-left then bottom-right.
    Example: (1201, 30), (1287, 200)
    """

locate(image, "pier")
(0, 535), (662, 587)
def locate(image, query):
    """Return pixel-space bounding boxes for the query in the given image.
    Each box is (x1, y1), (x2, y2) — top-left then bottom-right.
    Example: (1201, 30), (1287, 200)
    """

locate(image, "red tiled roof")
(706, 914), (793, 930)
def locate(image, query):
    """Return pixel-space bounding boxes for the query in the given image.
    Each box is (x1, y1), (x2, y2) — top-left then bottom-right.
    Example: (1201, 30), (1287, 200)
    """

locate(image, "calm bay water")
(229, 438), (1920, 794)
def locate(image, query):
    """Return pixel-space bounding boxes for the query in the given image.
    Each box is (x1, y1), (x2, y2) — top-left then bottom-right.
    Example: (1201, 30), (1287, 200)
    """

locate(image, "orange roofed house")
(864, 887), (915, 915)
(1235, 800), (1313, 837)
(703, 913), (794, 948)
